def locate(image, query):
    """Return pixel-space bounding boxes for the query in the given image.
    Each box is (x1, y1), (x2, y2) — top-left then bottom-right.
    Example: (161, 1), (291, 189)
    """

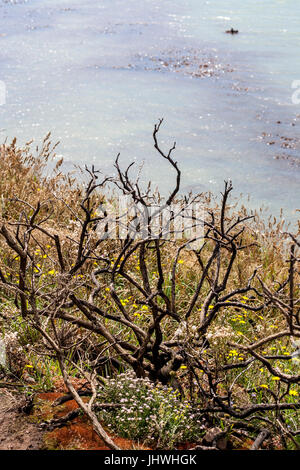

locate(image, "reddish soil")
(36, 391), (151, 450)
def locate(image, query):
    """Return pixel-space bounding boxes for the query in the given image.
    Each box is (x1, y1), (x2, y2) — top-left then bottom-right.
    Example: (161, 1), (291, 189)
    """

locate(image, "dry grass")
(0, 135), (299, 449)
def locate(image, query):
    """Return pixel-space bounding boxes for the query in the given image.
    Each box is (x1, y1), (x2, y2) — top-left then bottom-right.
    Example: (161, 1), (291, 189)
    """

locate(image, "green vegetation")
(0, 126), (299, 450)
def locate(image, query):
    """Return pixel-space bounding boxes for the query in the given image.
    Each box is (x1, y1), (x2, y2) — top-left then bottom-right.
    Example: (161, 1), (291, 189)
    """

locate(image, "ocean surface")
(0, 0), (299, 224)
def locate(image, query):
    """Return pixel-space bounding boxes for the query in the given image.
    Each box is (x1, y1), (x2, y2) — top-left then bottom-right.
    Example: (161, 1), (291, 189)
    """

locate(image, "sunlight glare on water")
(0, 0), (299, 223)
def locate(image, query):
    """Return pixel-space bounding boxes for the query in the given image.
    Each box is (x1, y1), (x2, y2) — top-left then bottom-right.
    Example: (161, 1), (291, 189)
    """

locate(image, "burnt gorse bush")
(0, 122), (299, 450)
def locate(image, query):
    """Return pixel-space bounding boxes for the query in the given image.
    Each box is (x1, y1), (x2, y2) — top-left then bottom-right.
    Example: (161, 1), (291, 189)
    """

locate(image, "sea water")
(0, 0), (299, 224)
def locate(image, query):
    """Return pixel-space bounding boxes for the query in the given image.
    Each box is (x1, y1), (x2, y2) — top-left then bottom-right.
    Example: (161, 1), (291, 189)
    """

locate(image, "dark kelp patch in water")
(135, 48), (234, 78)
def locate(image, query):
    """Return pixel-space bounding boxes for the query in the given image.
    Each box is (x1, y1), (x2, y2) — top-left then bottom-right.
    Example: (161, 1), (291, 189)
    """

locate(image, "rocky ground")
(0, 388), (43, 450)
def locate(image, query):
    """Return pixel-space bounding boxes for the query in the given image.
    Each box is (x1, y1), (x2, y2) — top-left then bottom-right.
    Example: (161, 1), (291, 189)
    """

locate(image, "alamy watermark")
(0, 81), (6, 105)
(291, 80), (300, 104)
(95, 196), (205, 249)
